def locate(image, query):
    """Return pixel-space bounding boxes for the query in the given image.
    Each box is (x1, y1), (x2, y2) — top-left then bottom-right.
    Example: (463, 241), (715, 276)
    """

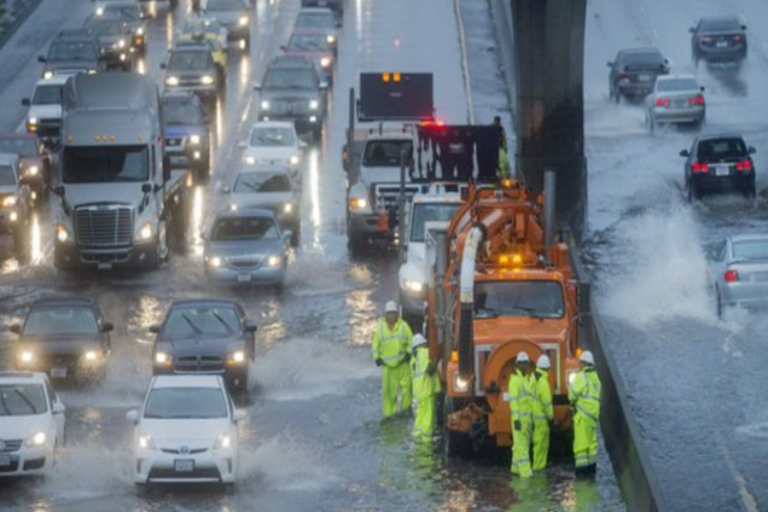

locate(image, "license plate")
(0, 454), (11, 467)
(715, 166), (730, 177)
(716, 41), (729, 48)
(97, 263), (112, 271)
(673, 99), (686, 108)
(174, 459), (195, 473)
(638, 74), (651, 82)
(237, 273), (252, 283)
(50, 367), (67, 379)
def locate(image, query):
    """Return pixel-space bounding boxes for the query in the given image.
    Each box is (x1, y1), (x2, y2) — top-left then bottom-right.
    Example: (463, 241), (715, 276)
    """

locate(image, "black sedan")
(681, 134), (756, 201)
(691, 17), (747, 67)
(149, 299), (257, 392)
(9, 297), (113, 381)
(607, 48), (669, 102)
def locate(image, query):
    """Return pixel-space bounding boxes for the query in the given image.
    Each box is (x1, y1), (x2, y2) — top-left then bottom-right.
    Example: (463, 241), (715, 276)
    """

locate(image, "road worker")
(531, 354), (554, 471)
(568, 350), (602, 476)
(411, 334), (440, 441)
(372, 300), (413, 418)
(508, 350), (534, 477)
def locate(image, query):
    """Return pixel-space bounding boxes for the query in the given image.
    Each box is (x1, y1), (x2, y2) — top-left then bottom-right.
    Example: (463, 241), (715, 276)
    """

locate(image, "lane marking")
(715, 430), (759, 512)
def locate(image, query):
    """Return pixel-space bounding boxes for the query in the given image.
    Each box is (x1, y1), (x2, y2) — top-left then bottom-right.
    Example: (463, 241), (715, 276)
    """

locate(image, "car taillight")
(724, 269), (739, 283)
(618, 72), (629, 81)
(732, 35), (744, 42)
(656, 97), (670, 107)
(699, 36), (712, 44)
(688, 95), (704, 105)
(735, 159), (752, 171)
(692, 162), (709, 173)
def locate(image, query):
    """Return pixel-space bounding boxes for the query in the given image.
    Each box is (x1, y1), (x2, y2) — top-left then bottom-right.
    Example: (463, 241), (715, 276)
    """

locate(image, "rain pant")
(568, 367), (602, 472)
(531, 368), (554, 471)
(373, 318), (413, 417)
(508, 368), (534, 477)
(498, 147), (511, 180)
(411, 345), (441, 441)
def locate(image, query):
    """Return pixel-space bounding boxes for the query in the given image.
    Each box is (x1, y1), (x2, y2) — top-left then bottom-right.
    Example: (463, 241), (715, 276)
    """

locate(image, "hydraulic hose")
(457, 225), (485, 376)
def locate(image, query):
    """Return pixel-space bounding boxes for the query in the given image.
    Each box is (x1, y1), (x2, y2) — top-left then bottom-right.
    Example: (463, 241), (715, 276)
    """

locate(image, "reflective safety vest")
(411, 345), (441, 399)
(531, 368), (554, 423)
(508, 369), (534, 423)
(568, 368), (602, 424)
(372, 319), (412, 368)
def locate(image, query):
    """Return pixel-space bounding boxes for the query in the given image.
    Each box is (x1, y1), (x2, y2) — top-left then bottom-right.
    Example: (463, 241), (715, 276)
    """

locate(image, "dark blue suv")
(161, 92), (211, 183)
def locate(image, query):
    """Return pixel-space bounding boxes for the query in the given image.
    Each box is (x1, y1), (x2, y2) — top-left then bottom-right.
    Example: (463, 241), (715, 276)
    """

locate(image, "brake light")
(724, 269), (739, 283)
(699, 36), (712, 44)
(656, 97), (670, 107)
(688, 95), (704, 105)
(732, 35), (744, 42)
(735, 159), (752, 171)
(692, 162), (709, 173)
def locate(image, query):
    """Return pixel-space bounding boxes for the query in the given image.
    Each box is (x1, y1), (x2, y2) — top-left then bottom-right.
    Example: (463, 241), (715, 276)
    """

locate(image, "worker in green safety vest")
(531, 354), (554, 471)
(411, 334), (441, 441)
(508, 350), (534, 478)
(372, 300), (413, 418)
(568, 350), (602, 476)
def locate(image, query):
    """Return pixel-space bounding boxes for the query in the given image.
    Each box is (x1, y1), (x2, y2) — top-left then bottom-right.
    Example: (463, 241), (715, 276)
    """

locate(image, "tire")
(716, 287), (723, 318)
(744, 177), (756, 199)
(290, 224), (300, 248)
(444, 396), (472, 458)
(649, 114), (656, 134)
(347, 231), (367, 255)
(613, 88), (620, 105)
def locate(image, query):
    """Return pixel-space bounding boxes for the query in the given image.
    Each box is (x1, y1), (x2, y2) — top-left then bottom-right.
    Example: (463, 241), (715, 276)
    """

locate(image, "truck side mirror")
(8, 324), (21, 335)
(679, 149), (690, 158)
(160, 62), (167, 69)
(149, 325), (160, 334)
(101, 322), (114, 333)
(37, 55), (46, 63)
(52, 185), (65, 197)
(21, 98), (30, 107)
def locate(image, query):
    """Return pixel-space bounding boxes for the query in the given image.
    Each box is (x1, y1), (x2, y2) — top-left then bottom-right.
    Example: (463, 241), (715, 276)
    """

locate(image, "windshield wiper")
(0, 393), (11, 416)
(14, 389), (38, 414)
(181, 313), (203, 335)
(210, 311), (234, 334)
(506, 305), (547, 318)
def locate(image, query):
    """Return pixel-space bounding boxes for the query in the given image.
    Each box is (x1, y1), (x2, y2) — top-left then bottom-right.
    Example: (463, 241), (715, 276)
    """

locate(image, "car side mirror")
(245, 321), (257, 333)
(606, 62), (614, 68)
(52, 403), (66, 415)
(700, 86), (705, 92)
(749, 146), (757, 154)
(160, 62), (167, 69)
(37, 55), (46, 63)
(9, 324), (21, 335)
(149, 325), (160, 334)
(280, 44), (287, 51)
(101, 322), (114, 333)
(233, 409), (247, 423)
(679, 149), (690, 158)
(252, 81), (262, 91)
(742, 25), (747, 31)
(126, 409), (139, 424)
(52, 185), (65, 197)
(21, 98), (30, 107)
(141, 183), (152, 193)
(689, 27), (695, 33)
(664, 58), (669, 64)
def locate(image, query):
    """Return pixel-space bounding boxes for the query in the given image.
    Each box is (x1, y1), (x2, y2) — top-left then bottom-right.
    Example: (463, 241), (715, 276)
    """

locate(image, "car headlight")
(190, 134), (201, 145)
(239, 16), (249, 26)
(209, 256), (222, 268)
(27, 117), (38, 126)
(283, 203), (293, 214)
(166, 76), (179, 87)
(230, 351), (245, 363)
(140, 222), (153, 240)
(290, 155), (300, 166)
(88, 69), (97, 75)
(138, 434), (156, 450)
(43, 71), (53, 80)
(309, 100), (319, 111)
(136, 27), (144, 36)
(96, 7), (104, 15)
(84, 350), (98, 362)
(348, 197), (368, 211)
(453, 373), (470, 393)
(10, 212), (18, 222)
(213, 433), (232, 450)
(201, 75), (214, 85)
(116, 39), (126, 49)
(229, 204), (238, 211)
(56, 224), (69, 243)
(2, 195), (16, 208)
(260, 100), (269, 111)
(267, 255), (281, 268)
(154, 351), (169, 365)
(27, 166), (39, 177)
(245, 156), (256, 165)
(402, 280), (424, 294)
(320, 57), (331, 68)
(25, 432), (46, 447)
(20, 350), (33, 363)
(326, 35), (335, 44)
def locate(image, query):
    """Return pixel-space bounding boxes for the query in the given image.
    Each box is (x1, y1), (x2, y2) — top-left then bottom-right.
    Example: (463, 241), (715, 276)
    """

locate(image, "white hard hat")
(412, 334), (428, 349)
(537, 354), (551, 369)
(580, 350), (595, 365)
(384, 301), (399, 314)
(516, 351), (530, 364)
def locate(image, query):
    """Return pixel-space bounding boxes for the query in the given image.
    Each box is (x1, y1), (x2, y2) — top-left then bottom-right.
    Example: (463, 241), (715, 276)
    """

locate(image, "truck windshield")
(63, 146), (149, 183)
(363, 140), (413, 167)
(234, 172), (291, 193)
(0, 165), (16, 186)
(410, 203), (460, 242)
(24, 305), (99, 336)
(475, 280), (565, 319)
(264, 68), (316, 89)
(47, 41), (97, 62)
(0, 385), (47, 416)
(168, 51), (210, 71)
(33, 85), (63, 106)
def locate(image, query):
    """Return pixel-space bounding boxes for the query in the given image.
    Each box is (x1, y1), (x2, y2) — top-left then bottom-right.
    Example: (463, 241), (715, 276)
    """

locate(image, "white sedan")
(127, 375), (246, 485)
(240, 121), (305, 180)
(0, 372), (66, 477)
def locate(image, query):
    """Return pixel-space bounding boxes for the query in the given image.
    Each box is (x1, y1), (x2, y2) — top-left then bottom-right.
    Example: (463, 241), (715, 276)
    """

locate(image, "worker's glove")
(426, 363), (436, 375)
(514, 420), (521, 431)
(375, 358), (384, 367)
(403, 353), (411, 363)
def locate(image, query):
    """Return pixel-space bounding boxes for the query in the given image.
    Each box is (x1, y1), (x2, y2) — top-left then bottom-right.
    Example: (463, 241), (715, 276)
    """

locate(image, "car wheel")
(716, 287), (723, 318)
(12, 226), (30, 264)
(348, 232), (367, 256)
(649, 115), (656, 134)
(613, 89), (620, 105)
(290, 225), (300, 248)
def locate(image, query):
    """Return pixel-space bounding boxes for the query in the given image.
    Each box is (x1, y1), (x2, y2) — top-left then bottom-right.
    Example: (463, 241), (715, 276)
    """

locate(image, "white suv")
(0, 372), (66, 477)
(127, 375), (246, 485)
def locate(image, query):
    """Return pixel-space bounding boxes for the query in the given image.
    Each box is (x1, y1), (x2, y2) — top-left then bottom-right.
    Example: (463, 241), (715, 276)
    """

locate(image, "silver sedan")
(708, 234), (768, 316)
(646, 75), (706, 131)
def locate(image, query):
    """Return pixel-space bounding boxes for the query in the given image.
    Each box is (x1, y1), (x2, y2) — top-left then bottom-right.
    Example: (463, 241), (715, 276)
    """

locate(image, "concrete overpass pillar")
(510, 0), (588, 237)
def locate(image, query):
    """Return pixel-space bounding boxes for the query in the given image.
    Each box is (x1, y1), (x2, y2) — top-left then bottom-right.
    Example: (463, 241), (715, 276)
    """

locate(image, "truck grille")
(174, 355), (225, 373)
(270, 98), (310, 116)
(373, 183), (420, 210)
(75, 206), (133, 248)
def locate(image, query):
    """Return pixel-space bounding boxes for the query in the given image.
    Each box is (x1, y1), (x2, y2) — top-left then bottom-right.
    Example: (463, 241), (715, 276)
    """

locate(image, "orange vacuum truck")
(426, 181), (586, 456)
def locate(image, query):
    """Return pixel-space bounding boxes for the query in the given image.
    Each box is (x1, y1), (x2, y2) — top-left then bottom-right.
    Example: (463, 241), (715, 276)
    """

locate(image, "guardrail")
(0, 0), (45, 50)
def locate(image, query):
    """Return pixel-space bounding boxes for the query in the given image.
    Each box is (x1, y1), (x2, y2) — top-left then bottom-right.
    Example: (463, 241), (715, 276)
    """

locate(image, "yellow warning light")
(110, 135), (117, 142)
(499, 253), (523, 266)
(576, 347), (583, 359)
(501, 179), (513, 188)
(67, 136), (74, 143)
(382, 72), (391, 82)
(451, 350), (459, 363)
(137, 135), (143, 142)
(393, 72), (401, 82)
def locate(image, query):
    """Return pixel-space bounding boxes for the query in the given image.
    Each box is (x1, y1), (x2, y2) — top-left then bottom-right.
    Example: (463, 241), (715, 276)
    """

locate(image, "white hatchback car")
(241, 121), (305, 179)
(0, 372), (66, 477)
(128, 375), (245, 485)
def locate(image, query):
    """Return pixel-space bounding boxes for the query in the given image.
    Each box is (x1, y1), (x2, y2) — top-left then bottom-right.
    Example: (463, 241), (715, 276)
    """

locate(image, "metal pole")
(398, 147), (407, 262)
(347, 87), (355, 152)
(434, 229), (449, 370)
(544, 169), (556, 248)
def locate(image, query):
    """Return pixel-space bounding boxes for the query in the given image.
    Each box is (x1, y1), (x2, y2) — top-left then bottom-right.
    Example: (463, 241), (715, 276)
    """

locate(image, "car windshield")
(206, 0), (244, 11)
(48, 41), (97, 62)
(164, 102), (203, 125)
(0, 138), (38, 157)
(183, 19), (223, 34)
(410, 203), (460, 242)
(102, 5), (141, 21)
(697, 138), (747, 160)
(0, 165), (16, 186)
(363, 140), (413, 167)
(701, 18), (741, 32)
(249, 127), (296, 147)
(24, 305), (99, 336)
(63, 146), (149, 183)
(475, 280), (565, 319)
(168, 51), (210, 71)
(264, 68), (316, 89)
(288, 34), (329, 51)
(0, 385), (47, 416)
(33, 84), (63, 106)
(164, 305), (241, 338)
(296, 12), (335, 29)
(732, 240), (768, 261)
(622, 51), (664, 66)
(234, 172), (291, 193)
(144, 388), (227, 419)
(85, 19), (124, 37)
(211, 217), (279, 241)
(656, 78), (699, 92)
